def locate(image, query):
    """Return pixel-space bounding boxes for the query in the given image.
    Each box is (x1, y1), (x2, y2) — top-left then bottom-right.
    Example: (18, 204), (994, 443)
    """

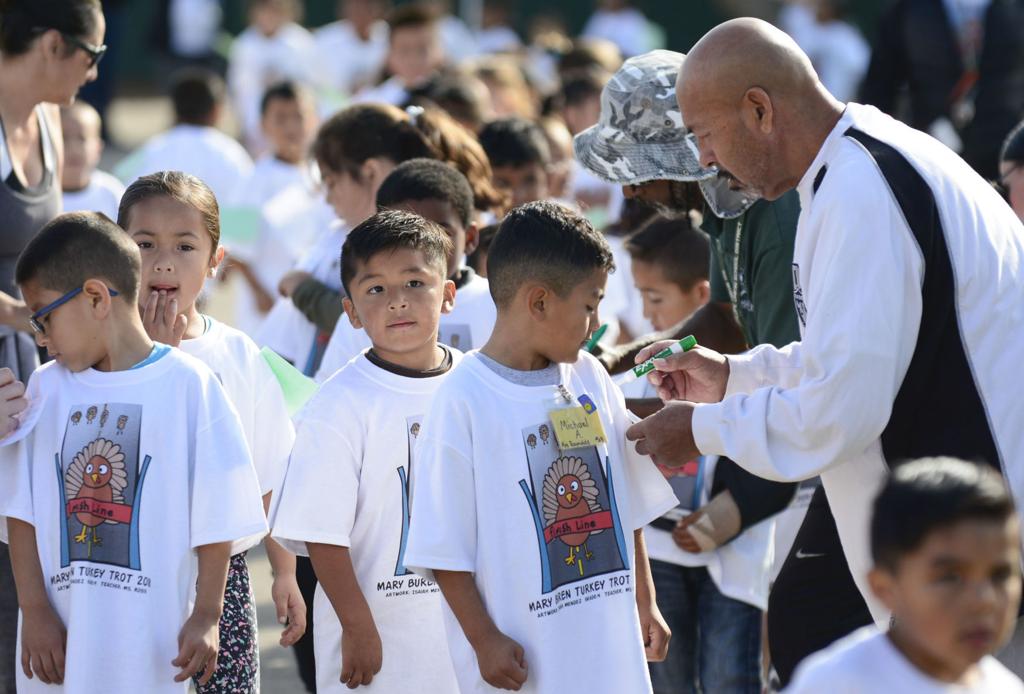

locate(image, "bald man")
(626, 16), (1024, 678)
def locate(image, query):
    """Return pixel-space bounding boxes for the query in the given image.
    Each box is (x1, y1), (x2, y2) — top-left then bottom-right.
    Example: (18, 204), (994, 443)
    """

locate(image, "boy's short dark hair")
(376, 158), (475, 227)
(486, 201), (614, 307)
(871, 458), (1015, 572)
(625, 214), (709, 290)
(478, 117), (551, 170)
(16, 212), (141, 303)
(387, 3), (438, 33)
(560, 68), (608, 108)
(340, 209), (454, 296)
(171, 68), (225, 125)
(259, 80), (308, 116)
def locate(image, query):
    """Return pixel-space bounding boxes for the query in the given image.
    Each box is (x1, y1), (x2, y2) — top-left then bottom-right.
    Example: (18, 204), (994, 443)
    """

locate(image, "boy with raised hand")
(788, 458), (1024, 693)
(0, 212), (266, 692)
(315, 158), (496, 382)
(404, 201), (677, 692)
(270, 210), (460, 691)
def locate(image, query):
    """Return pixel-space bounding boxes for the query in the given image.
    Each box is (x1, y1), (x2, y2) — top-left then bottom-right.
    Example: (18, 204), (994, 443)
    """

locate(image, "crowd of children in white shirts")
(4, 1), (1024, 693)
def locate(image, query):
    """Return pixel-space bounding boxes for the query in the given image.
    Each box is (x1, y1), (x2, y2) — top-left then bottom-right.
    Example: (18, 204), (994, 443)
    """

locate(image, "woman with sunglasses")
(1000, 120), (1024, 222)
(0, 0), (105, 381)
(0, 2), (105, 691)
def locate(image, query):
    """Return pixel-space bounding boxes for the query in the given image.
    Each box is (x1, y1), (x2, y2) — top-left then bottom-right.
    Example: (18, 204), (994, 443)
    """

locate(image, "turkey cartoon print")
(64, 439), (127, 557)
(59, 404), (152, 570)
(542, 456), (603, 576)
(519, 419), (630, 594)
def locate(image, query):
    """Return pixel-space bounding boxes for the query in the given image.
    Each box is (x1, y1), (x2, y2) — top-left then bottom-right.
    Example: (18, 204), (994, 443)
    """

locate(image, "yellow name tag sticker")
(551, 406), (608, 450)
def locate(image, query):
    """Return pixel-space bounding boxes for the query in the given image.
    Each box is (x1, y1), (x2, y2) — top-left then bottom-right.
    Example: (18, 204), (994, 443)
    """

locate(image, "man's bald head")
(676, 18), (842, 200)
(680, 18), (818, 110)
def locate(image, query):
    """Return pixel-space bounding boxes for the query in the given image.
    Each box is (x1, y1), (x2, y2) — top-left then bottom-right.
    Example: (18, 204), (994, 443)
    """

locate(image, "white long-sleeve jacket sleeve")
(692, 156), (924, 482)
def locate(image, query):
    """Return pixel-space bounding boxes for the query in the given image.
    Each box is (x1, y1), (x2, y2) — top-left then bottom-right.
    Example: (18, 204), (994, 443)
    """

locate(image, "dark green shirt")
(701, 190), (804, 528)
(703, 190), (802, 349)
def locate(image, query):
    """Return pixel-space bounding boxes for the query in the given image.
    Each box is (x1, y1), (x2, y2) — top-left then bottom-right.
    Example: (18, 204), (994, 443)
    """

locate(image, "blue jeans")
(648, 560), (763, 694)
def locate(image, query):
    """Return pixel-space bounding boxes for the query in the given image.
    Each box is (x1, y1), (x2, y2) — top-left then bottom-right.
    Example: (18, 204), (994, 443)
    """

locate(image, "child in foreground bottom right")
(787, 457), (1024, 693)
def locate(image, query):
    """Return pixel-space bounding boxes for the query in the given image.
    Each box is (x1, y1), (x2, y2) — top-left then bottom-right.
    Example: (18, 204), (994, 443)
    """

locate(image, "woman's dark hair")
(0, 0), (101, 56)
(313, 103), (507, 214)
(1001, 120), (1024, 164)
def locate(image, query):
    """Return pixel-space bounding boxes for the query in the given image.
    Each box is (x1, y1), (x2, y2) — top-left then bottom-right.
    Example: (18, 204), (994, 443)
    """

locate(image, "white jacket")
(692, 103), (1024, 623)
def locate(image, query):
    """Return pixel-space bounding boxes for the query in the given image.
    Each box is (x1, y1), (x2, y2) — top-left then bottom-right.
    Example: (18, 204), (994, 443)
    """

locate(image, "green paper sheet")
(260, 347), (318, 416)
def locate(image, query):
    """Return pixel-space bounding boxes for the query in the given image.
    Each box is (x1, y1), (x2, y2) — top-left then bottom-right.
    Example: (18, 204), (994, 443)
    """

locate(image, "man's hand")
(472, 629), (528, 691)
(340, 616), (382, 688)
(20, 603), (66, 684)
(638, 601), (671, 662)
(141, 290), (187, 347)
(0, 368), (26, 437)
(626, 401), (700, 467)
(634, 343), (730, 404)
(173, 609), (219, 684)
(271, 572), (307, 647)
(278, 271), (313, 298)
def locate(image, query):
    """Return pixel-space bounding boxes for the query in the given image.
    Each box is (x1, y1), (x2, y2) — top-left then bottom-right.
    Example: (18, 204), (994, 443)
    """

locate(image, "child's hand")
(271, 571), (307, 647)
(142, 289), (187, 347)
(672, 511), (705, 553)
(339, 617), (382, 688)
(20, 603), (66, 684)
(278, 270), (312, 298)
(172, 609), (220, 685)
(638, 601), (671, 662)
(473, 629), (528, 690)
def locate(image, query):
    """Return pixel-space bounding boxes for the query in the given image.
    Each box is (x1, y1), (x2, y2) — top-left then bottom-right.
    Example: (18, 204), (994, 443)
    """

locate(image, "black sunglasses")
(61, 32), (107, 68)
(32, 27), (106, 68)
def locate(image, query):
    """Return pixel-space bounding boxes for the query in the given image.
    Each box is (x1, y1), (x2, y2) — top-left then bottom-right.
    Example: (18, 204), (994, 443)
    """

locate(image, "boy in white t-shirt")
(316, 158), (495, 382)
(117, 69), (253, 203)
(1, 212), (267, 693)
(224, 80), (321, 335)
(355, 4), (445, 107)
(271, 209), (461, 691)
(59, 103), (124, 220)
(788, 458), (1024, 693)
(403, 201), (677, 693)
(227, 0), (317, 153)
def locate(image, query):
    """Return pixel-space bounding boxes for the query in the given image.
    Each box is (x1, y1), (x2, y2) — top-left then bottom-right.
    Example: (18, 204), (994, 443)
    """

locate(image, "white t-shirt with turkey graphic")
(0, 350), (268, 694)
(314, 270), (496, 382)
(270, 349), (462, 694)
(404, 351), (676, 694)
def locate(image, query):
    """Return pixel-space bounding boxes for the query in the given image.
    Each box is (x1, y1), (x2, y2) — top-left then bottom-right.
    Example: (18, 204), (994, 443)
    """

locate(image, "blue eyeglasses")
(29, 286), (119, 335)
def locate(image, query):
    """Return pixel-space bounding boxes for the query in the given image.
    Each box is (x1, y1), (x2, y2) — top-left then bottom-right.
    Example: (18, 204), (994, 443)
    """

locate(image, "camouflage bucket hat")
(573, 50), (717, 186)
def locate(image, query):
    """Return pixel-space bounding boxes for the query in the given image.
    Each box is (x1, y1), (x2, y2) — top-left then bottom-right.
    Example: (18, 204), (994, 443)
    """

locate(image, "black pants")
(293, 555), (318, 692)
(767, 485), (873, 686)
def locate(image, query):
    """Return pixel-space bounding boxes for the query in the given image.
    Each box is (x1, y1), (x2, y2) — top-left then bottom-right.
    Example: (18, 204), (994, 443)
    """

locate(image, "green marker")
(584, 323), (609, 353)
(615, 335), (698, 385)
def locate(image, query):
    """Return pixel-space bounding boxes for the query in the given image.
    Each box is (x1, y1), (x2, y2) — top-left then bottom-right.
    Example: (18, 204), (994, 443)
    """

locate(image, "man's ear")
(744, 87), (775, 134)
(440, 279), (456, 315)
(463, 223), (480, 257)
(208, 246), (226, 278)
(83, 278), (116, 318)
(342, 296), (363, 329)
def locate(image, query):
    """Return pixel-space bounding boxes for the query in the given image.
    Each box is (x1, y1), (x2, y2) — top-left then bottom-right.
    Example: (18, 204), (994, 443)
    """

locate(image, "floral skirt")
(195, 552), (259, 694)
